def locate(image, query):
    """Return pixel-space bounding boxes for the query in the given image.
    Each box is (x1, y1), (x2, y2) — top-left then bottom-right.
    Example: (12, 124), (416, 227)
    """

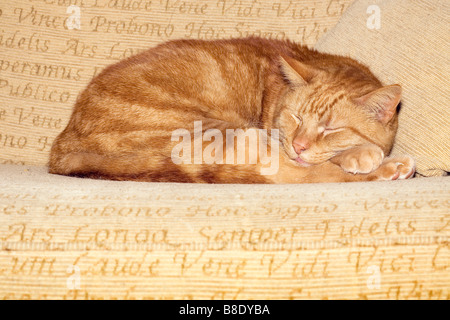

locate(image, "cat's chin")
(294, 157), (312, 167)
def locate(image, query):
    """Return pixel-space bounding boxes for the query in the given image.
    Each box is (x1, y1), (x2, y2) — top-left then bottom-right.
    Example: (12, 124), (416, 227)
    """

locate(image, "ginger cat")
(49, 37), (415, 183)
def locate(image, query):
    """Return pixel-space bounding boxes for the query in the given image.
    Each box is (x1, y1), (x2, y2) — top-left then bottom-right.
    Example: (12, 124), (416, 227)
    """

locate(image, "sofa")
(0, 0), (448, 299)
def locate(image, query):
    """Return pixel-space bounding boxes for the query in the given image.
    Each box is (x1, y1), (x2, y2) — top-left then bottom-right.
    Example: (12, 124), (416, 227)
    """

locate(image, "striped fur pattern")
(49, 37), (415, 183)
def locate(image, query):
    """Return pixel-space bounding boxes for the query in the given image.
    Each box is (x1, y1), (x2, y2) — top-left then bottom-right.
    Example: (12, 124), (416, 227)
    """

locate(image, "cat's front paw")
(333, 144), (384, 174)
(368, 156), (415, 181)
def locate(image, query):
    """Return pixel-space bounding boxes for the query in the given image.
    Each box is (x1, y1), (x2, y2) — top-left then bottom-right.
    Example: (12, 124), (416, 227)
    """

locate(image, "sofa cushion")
(0, 165), (449, 299)
(315, 0), (450, 177)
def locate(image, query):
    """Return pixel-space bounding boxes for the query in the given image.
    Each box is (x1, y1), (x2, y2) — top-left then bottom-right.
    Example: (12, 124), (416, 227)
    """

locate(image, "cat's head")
(276, 56), (401, 166)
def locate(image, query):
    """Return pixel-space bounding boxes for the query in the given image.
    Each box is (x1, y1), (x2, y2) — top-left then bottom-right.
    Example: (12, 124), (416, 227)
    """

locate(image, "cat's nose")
(292, 137), (310, 154)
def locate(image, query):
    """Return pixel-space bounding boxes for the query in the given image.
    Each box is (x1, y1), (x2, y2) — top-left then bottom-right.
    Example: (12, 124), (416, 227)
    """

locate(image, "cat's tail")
(49, 151), (110, 177)
(48, 124), (274, 183)
(48, 150), (195, 182)
(48, 150), (270, 183)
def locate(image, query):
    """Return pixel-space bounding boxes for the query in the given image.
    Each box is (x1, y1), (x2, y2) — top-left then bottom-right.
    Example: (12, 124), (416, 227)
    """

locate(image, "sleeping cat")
(48, 37), (415, 183)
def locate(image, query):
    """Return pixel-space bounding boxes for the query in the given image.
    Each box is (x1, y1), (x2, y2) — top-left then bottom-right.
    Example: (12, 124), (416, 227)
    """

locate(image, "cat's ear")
(353, 84), (402, 124)
(279, 56), (317, 87)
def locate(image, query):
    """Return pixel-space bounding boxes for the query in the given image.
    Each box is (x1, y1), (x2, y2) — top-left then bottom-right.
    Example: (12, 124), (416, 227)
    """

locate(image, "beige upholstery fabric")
(315, 0), (450, 177)
(0, 0), (352, 166)
(1, 0), (449, 300)
(0, 165), (449, 299)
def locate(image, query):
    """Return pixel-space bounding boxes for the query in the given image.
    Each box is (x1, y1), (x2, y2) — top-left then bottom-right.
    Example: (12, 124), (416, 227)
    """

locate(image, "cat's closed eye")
(322, 127), (345, 136)
(291, 114), (302, 126)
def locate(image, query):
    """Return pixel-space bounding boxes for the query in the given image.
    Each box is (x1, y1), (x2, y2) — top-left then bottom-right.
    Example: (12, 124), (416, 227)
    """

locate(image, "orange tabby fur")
(49, 37), (415, 183)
